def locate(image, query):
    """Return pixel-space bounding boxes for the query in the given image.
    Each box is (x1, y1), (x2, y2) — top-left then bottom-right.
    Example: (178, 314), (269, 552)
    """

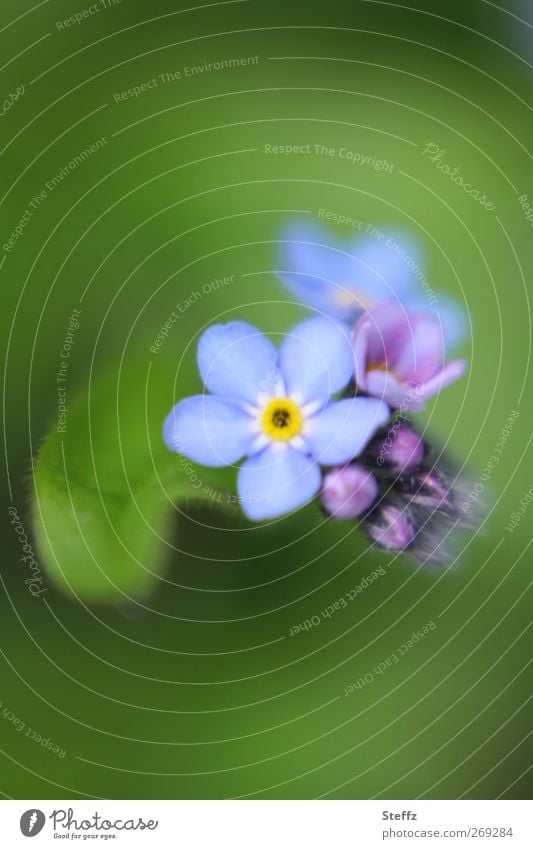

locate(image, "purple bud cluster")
(321, 423), (468, 564)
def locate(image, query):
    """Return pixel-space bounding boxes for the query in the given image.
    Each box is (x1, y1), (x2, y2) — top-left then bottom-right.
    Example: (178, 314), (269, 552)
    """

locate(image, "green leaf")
(32, 359), (240, 603)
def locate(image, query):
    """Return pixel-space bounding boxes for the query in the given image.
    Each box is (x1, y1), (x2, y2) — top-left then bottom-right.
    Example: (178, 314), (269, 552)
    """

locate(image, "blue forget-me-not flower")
(163, 317), (389, 520)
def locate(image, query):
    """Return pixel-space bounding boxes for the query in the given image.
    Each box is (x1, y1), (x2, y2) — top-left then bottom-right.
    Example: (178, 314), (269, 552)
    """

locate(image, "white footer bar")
(1, 800), (531, 847)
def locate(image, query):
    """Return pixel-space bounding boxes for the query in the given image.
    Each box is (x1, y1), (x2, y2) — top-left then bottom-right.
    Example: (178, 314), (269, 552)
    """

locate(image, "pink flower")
(353, 300), (466, 411)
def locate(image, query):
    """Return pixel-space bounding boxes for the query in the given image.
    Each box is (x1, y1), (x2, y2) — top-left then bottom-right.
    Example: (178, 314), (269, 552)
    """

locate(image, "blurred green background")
(1, 0), (531, 799)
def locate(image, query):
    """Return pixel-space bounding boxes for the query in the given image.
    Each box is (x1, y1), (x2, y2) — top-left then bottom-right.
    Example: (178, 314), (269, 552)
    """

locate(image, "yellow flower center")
(367, 363), (398, 380)
(334, 289), (374, 309)
(261, 398), (303, 441)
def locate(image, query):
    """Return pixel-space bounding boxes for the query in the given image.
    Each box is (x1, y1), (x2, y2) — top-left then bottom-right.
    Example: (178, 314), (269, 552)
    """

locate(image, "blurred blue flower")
(164, 317), (389, 520)
(276, 220), (467, 348)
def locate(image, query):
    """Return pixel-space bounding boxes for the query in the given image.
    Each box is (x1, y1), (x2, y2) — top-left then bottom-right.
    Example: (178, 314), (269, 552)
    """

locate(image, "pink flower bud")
(321, 464), (378, 519)
(367, 505), (415, 550)
(379, 423), (423, 472)
(411, 471), (452, 510)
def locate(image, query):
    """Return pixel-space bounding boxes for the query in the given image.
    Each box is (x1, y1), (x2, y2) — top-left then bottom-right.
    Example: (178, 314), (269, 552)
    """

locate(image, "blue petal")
(403, 292), (468, 350)
(237, 444), (321, 520)
(348, 230), (422, 302)
(277, 221), (422, 321)
(305, 398), (390, 464)
(163, 395), (254, 467)
(278, 316), (354, 405)
(197, 321), (278, 404)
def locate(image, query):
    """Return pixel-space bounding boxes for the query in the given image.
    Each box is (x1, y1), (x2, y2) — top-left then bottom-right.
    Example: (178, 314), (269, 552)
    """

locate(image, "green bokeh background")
(1, 0), (531, 799)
